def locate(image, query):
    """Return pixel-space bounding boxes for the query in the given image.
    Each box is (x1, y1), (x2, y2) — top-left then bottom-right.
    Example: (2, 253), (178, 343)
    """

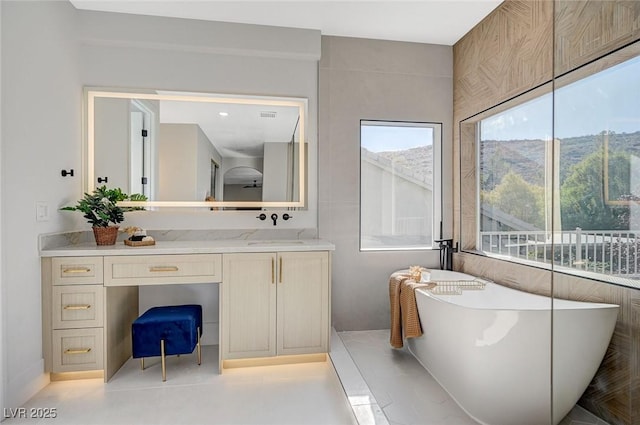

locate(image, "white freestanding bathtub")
(406, 270), (618, 425)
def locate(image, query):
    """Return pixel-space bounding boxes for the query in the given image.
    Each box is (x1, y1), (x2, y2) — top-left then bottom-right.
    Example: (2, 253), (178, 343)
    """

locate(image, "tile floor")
(4, 345), (356, 425)
(335, 329), (610, 425)
(4, 331), (611, 425)
(335, 330), (477, 425)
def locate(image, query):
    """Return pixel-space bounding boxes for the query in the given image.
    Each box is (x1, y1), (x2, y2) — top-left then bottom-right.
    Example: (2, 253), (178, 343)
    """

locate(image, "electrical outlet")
(36, 201), (50, 222)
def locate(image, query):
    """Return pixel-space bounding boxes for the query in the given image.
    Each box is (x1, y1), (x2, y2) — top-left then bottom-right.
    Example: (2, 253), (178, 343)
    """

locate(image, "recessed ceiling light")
(219, 112), (229, 117)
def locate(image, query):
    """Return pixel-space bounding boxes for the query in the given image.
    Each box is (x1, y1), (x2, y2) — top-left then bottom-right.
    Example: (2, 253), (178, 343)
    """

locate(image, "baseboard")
(6, 359), (49, 410)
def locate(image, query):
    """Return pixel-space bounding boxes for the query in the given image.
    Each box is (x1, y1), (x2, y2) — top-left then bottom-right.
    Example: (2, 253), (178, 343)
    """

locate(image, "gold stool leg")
(197, 326), (201, 365)
(140, 358), (145, 370)
(161, 339), (166, 382)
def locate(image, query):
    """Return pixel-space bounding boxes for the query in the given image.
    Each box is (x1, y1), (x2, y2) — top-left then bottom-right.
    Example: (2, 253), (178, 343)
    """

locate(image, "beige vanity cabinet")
(221, 251), (330, 362)
(41, 245), (332, 380)
(221, 252), (277, 359)
(276, 251), (330, 355)
(43, 257), (105, 374)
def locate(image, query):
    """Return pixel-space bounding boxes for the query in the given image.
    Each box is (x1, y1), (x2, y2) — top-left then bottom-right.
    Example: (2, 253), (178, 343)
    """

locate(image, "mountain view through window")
(479, 54), (640, 287)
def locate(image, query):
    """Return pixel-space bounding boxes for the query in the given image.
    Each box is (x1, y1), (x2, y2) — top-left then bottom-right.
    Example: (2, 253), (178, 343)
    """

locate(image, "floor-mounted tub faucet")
(435, 239), (458, 270)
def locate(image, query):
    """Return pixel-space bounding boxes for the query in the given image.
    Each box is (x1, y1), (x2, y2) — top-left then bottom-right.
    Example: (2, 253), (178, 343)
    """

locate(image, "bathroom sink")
(247, 240), (305, 246)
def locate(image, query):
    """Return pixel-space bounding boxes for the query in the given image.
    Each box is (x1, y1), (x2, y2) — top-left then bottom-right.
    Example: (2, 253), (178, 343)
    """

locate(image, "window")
(478, 94), (553, 265)
(477, 49), (640, 288)
(360, 121), (441, 251)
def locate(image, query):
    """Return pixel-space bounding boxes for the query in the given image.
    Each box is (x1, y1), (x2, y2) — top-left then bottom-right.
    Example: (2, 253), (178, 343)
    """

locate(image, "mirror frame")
(85, 88), (307, 209)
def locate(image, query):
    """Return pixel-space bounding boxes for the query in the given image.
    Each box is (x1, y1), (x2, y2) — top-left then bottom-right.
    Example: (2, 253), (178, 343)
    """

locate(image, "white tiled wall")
(318, 36), (454, 331)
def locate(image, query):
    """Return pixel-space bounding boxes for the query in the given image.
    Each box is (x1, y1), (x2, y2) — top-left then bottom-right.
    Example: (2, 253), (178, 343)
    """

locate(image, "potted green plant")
(61, 186), (146, 245)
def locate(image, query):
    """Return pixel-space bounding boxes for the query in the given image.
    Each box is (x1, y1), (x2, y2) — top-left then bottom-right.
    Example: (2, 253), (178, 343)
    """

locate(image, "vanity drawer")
(104, 254), (222, 286)
(52, 328), (104, 373)
(52, 285), (104, 329)
(52, 257), (103, 285)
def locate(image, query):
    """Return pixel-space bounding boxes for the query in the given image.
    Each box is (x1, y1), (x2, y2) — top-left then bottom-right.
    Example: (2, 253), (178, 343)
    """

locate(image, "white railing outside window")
(480, 228), (640, 279)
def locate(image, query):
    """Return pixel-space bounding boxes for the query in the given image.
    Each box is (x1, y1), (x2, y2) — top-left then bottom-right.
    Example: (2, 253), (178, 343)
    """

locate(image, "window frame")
(459, 40), (640, 290)
(359, 119), (443, 252)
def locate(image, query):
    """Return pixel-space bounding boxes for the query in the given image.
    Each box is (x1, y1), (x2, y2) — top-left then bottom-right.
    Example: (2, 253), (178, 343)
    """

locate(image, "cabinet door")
(222, 253), (277, 359)
(277, 251), (329, 355)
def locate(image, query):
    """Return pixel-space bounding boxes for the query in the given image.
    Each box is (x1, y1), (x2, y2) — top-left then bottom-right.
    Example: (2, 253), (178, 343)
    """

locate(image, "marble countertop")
(40, 239), (335, 257)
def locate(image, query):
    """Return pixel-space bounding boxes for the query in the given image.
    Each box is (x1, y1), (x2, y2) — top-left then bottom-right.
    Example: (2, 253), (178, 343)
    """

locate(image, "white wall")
(157, 124), (199, 201)
(157, 123), (220, 201)
(319, 36), (453, 331)
(262, 142), (289, 202)
(93, 97), (129, 190)
(1, 1), (320, 410)
(0, 1), (4, 416)
(77, 10), (320, 230)
(196, 126), (220, 201)
(1, 0), (82, 409)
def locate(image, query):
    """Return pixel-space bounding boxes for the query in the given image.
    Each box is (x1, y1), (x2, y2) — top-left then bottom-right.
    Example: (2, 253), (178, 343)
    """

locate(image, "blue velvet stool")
(132, 304), (203, 381)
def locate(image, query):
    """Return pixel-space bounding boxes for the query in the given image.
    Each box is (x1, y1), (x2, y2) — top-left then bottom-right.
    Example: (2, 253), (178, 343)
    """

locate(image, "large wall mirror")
(86, 88), (307, 209)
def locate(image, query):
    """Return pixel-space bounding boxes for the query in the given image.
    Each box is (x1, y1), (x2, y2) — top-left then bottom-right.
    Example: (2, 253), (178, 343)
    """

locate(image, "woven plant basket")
(93, 226), (119, 246)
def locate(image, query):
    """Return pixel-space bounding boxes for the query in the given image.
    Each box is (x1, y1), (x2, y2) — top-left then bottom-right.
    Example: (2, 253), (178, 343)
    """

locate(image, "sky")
(481, 54), (640, 141)
(361, 124), (434, 152)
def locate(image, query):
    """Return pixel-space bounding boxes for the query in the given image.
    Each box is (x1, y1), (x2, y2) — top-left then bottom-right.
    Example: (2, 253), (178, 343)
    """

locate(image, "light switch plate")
(36, 201), (50, 222)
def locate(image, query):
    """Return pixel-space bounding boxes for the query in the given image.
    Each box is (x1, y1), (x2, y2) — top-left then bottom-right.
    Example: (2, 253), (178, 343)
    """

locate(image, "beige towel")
(389, 270), (433, 348)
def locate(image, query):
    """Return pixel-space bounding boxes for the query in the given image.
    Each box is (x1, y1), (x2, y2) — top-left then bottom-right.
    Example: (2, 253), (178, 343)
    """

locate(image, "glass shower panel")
(478, 94), (553, 264)
(553, 2), (640, 422)
(553, 54), (640, 286)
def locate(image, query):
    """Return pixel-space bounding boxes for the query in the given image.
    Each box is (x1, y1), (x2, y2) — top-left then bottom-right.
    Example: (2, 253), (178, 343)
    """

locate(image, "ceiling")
(69, 0), (502, 45)
(157, 95), (300, 157)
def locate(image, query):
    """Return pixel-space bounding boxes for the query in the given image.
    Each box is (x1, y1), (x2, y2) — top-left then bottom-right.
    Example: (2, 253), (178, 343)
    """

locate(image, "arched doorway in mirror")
(223, 166), (263, 208)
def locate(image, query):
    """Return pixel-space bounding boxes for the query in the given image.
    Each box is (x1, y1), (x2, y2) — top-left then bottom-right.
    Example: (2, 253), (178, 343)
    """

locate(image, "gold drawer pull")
(63, 304), (91, 310)
(64, 348), (92, 355)
(149, 266), (179, 272)
(62, 267), (91, 274)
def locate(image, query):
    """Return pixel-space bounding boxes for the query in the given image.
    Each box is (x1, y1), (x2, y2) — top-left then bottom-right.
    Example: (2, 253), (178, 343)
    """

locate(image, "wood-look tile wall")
(453, 0), (552, 128)
(453, 1), (640, 424)
(452, 0), (553, 243)
(555, 1), (640, 76)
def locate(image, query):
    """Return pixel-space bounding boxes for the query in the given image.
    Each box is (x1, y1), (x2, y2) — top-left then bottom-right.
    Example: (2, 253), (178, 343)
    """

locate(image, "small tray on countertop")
(124, 239), (156, 247)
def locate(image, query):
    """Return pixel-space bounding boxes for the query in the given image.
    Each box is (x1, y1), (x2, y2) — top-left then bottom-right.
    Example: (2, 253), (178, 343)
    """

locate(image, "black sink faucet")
(270, 213), (278, 226)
